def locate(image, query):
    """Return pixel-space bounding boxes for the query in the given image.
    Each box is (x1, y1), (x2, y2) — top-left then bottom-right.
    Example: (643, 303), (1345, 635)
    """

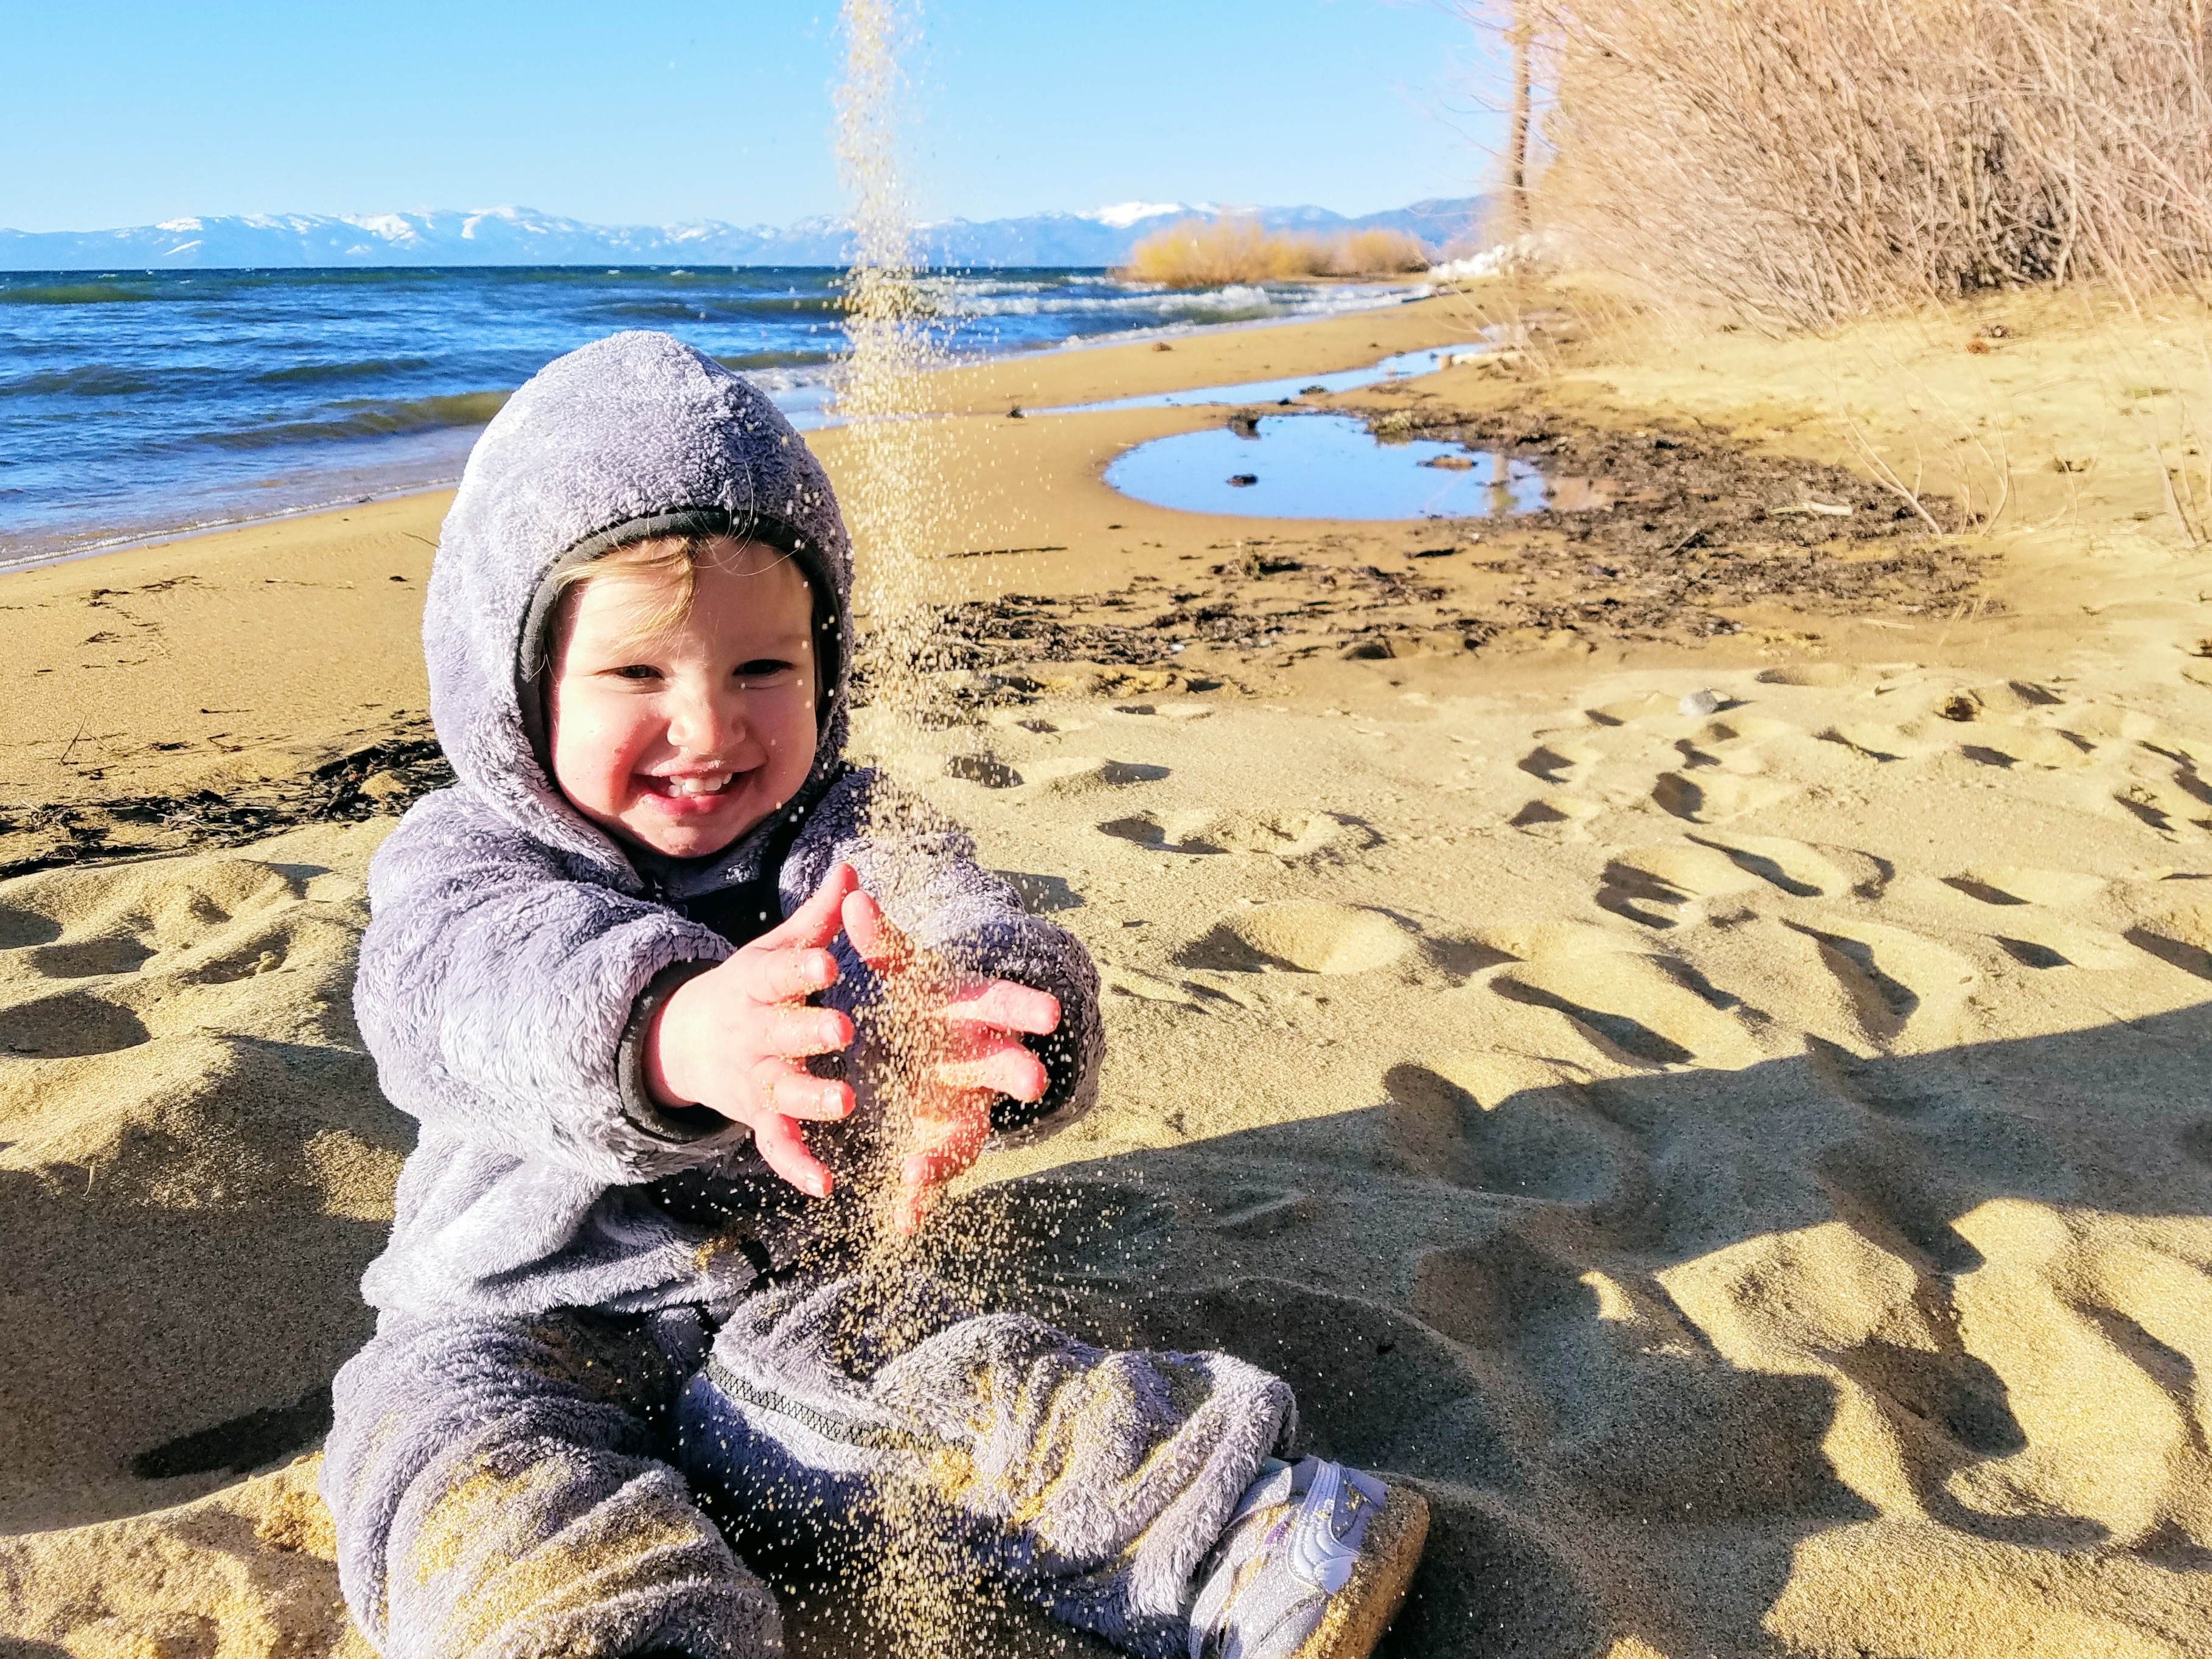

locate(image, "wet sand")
(5, 285), (2212, 1657)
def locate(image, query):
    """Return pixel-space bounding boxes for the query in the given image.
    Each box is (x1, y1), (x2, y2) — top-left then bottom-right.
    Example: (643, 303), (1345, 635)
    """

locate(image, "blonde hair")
(549, 534), (801, 649)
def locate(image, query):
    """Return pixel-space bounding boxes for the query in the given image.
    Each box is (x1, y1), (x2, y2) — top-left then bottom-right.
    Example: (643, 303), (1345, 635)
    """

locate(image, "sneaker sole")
(1296, 1484), (1430, 1659)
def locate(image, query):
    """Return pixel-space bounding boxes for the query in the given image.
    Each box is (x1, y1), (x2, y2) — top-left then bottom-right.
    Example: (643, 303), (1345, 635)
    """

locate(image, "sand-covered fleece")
(5, 287), (2212, 1658)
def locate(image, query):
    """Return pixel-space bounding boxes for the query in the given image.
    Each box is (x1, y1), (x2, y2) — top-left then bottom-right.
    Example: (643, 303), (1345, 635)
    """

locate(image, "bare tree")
(1506, 1), (1534, 236)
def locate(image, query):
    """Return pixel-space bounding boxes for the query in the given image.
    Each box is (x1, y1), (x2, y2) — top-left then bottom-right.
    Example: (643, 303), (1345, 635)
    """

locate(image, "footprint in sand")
(1595, 861), (1702, 929)
(2124, 923), (2212, 983)
(0, 990), (151, 1058)
(1487, 956), (1770, 1072)
(1815, 722), (1933, 763)
(1595, 841), (1789, 927)
(0, 857), (304, 962)
(1384, 1062), (1633, 1204)
(21, 936), (155, 979)
(1095, 809), (1377, 862)
(2112, 782), (2197, 839)
(1107, 701), (1214, 721)
(1783, 920), (1972, 1050)
(989, 871), (1084, 914)
(1946, 866), (2107, 908)
(1509, 794), (1604, 831)
(1685, 831), (1859, 898)
(0, 907), (62, 951)
(1097, 961), (1208, 1007)
(1517, 740), (1602, 785)
(1489, 978), (1693, 1068)
(1196, 1188), (1320, 1237)
(1411, 1223), (1596, 1346)
(1925, 869), (2131, 970)
(1953, 728), (2099, 771)
(2141, 740), (2212, 813)
(1584, 690), (1682, 724)
(1650, 770), (1797, 823)
(1754, 664), (1895, 690)
(1018, 756), (1170, 795)
(956, 1178), (1171, 1285)
(0, 857), (337, 1054)
(1176, 902), (1417, 975)
(1470, 919), (1634, 964)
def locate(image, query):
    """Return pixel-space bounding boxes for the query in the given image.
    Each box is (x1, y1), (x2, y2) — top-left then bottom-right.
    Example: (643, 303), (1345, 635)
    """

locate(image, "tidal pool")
(1104, 414), (1613, 521)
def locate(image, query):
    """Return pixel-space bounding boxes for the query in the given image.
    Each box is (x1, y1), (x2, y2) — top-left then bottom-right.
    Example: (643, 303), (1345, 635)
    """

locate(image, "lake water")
(0, 266), (1417, 569)
(1104, 414), (1616, 521)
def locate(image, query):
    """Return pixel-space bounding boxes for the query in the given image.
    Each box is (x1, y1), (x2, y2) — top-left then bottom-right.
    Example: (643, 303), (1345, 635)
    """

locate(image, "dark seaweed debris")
(1351, 401), (1967, 544)
(0, 723), (453, 880)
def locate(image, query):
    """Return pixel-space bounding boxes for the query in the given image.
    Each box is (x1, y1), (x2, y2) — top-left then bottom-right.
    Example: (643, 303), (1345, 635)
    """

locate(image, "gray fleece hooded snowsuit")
(320, 333), (1294, 1659)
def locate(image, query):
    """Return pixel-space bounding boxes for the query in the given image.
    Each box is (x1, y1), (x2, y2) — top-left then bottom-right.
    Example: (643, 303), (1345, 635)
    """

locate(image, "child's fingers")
(753, 863), (858, 951)
(931, 1041), (1049, 1102)
(891, 1092), (990, 1233)
(754, 1004), (854, 1060)
(751, 1113), (833, 1200)
(942, 978), (1060, 1035)
(891, 1179), (937, 1236)
(734, 944), (839, 1006)
(745, 1059), (854, 1121)
(909, 1091), (992, 1156)
(892, 1139), (986, 1234)
(841, 889), (911, 973)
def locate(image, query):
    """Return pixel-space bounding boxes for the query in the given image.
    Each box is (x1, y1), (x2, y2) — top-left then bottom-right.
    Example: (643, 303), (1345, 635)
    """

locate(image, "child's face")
(547, 540), (820, 860)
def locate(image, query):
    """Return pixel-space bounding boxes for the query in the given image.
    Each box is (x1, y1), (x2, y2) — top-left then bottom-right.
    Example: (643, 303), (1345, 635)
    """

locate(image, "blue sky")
(0, 1), (1500, 233)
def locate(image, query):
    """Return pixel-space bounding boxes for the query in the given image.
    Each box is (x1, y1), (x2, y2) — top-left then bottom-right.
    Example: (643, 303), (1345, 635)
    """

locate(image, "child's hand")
(642, 863), (862, 1198)
(842, 889), (1062, 1234)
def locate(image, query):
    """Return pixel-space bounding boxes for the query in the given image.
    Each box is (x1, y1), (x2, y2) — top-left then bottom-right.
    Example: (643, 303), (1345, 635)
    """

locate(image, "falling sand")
(805, 4), (1048, 1652)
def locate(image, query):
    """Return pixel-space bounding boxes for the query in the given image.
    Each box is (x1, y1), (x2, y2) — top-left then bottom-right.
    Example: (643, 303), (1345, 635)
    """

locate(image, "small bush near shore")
(1124, 218), (1430, 286)
(1533, 0), (2212, 325)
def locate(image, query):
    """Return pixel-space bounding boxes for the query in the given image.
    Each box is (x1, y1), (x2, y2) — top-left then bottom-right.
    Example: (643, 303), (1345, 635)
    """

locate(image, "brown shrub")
(1318, 228), (1433, 276)
(1122, 218), (1430, 286)
(1532, 0), (2212, 325)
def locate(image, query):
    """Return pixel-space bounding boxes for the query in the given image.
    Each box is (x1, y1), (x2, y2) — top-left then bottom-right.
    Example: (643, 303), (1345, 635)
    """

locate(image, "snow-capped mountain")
(0, 199), (1485, 271)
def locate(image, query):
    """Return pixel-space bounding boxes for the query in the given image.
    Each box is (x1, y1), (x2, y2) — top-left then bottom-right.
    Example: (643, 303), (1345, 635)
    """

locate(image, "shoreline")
(0, 271), (1436, 574)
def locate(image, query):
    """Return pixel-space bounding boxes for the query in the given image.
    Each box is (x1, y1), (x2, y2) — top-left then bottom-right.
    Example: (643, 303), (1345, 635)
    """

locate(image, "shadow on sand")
(926, 1001), (2212, 1657)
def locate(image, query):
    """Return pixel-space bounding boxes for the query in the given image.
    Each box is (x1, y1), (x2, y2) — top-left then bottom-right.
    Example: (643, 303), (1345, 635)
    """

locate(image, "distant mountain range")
(0, 198), (1487, 272)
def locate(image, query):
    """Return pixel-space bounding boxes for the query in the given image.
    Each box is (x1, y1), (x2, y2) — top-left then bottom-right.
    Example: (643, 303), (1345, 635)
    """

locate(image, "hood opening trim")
(513, 506), (846, 800)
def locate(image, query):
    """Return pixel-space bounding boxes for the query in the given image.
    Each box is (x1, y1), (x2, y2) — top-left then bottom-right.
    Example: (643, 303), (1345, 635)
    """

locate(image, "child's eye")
(612, 664), (662, 681)
(734, 659), (795, 682)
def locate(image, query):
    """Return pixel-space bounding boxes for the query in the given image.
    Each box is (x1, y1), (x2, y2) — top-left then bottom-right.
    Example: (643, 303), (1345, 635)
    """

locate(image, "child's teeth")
(669, 774), (729, 797)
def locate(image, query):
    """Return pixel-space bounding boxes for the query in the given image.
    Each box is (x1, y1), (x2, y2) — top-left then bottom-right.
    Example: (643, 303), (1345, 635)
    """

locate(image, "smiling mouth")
(645, 771), (737, 799)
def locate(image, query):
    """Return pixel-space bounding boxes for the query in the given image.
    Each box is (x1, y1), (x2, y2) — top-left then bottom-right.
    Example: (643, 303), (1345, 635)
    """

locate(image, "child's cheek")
(549, 687), (641, 816)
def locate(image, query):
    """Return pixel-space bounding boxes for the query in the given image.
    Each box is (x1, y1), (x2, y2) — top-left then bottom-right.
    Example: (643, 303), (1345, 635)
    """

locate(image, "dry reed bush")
(1318, 228), (1433, 275)
(1123, 217), (1430, 285)
(1536, 0), (2212, 327)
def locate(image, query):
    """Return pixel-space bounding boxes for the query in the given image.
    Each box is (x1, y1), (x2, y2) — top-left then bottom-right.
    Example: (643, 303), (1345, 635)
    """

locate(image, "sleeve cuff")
(616, 958), (735, 1144)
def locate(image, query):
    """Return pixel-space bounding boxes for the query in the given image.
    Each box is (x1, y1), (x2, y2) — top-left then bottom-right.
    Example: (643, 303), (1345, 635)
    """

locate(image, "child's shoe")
(1186, 1456), (1429, 1659)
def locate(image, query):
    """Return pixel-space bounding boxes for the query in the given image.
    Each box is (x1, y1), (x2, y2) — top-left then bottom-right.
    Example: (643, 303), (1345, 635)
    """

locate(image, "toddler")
(321, 332), (1427, 1659)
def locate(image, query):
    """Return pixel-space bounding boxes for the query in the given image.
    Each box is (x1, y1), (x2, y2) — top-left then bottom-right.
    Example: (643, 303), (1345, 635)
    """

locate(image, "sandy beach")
(5, 286), (2212, 1657)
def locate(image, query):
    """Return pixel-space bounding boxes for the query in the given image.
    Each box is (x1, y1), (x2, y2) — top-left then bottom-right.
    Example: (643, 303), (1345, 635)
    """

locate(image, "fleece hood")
(426, 330), (855, 894)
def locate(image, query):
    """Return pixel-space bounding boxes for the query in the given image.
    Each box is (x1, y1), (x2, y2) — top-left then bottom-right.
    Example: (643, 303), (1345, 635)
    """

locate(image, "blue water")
(0, 266), (1416, 568)
(1104, 414), (1614, 521)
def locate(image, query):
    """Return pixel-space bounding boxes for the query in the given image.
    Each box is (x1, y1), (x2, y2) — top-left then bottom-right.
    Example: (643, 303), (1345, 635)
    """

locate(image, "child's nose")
(666, 680), (746, 753)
